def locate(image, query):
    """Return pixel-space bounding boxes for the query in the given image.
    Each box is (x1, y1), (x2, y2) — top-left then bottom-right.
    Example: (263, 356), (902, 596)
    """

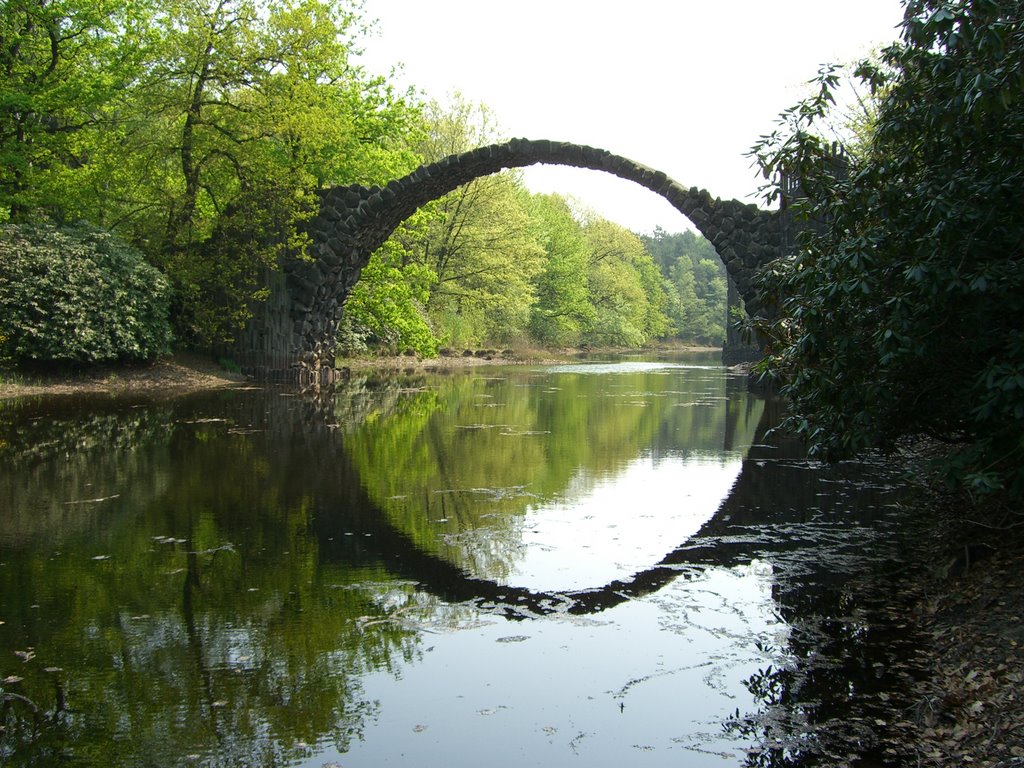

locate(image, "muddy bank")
(0, 353), (247, 400)
(876, 483), (1024, 767)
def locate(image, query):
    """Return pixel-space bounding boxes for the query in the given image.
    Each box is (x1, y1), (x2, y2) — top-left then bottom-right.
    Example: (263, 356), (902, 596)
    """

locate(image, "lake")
(0, 353), (921, 766)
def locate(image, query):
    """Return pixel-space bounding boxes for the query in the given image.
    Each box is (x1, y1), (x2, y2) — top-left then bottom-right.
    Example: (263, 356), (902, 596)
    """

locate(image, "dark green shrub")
(0, 222), (173, 365)
(748, 0), (1024, 498)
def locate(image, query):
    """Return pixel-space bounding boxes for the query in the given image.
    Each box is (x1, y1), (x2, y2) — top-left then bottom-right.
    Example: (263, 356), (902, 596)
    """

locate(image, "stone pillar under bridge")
(722, 274), (764, 365)
(230, 266), (346, 387)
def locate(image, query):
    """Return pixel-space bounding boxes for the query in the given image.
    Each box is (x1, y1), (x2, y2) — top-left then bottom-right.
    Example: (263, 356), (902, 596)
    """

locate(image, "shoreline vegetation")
(1, 348), (1021, 763)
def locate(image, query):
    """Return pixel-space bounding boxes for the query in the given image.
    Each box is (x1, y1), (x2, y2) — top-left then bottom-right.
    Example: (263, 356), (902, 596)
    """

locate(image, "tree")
(643, 228), (727, 343)
(582, 219), (671, 347)
(526, 193), (595, 346)
(339, 217), (439, 357)
(748, 0), (1024, 498)
(395, 95), (544, 348)
(0, 0), (148, 221)
(123, 0), (423, 345)
(1, 0), (425, 349)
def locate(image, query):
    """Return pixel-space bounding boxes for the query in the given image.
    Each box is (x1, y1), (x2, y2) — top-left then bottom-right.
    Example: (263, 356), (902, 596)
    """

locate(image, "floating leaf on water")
(153, 536), (188, 545)
(64, 494), (121, 506)
(3, 675), (23, 684)
(496, 635), (530, 643)
(211, 700), (228, 708)
(412, 724), (428, 733)
(92, 555), (110, 561)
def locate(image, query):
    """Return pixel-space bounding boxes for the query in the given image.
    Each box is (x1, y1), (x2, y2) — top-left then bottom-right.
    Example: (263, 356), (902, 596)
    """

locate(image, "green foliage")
(419, 175), (544, 347)
(582, 219), (672, 347)
(388, 95), (544, 349)
(0, 222), (172, 365)
(2, 0), (425, 350)
(527, 194), (595, 346)
(643, 228), (727, 344)
(341, 230), (439, 357)
(0, 0), (148, 219)
(748, 0), (1024, 498)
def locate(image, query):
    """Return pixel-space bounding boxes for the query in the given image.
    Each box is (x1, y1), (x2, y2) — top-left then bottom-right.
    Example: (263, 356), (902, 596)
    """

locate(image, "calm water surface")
(0, 354), (916, 766)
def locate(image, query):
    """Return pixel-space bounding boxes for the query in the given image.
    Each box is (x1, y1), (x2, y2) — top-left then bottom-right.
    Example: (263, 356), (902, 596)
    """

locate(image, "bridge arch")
(237, 139), (784, 383)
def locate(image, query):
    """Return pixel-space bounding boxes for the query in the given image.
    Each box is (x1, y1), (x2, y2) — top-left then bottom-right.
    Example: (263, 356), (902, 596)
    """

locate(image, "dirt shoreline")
(1, 350), (1020, 764)
(874, 484), (1024, 766)
(0, 352), (248, 400)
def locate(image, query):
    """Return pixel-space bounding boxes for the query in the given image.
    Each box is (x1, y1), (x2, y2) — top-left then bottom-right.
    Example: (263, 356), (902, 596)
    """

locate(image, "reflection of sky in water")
(540, 361), (720, 376)
(311, 561), (785, 768)
(316, 424), (778, 767)
(505, 455), (743, 590)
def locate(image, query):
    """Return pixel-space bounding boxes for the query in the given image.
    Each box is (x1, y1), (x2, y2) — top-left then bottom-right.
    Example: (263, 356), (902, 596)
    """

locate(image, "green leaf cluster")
(748, 0), (1024, 498)
(353, 180), (721, 354)
(340, 223), (439, 357)
(0, 222), (172, 365)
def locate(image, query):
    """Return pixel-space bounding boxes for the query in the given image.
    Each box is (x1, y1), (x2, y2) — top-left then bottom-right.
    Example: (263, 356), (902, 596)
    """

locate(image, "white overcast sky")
(357, 1), (905, 234)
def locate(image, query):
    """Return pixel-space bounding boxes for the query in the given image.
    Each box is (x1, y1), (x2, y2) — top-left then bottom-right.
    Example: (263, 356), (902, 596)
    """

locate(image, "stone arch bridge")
(235, 138), (788, 384)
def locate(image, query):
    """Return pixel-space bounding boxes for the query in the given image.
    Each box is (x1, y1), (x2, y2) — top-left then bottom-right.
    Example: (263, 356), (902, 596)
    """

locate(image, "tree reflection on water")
(0, 362), (920, 766)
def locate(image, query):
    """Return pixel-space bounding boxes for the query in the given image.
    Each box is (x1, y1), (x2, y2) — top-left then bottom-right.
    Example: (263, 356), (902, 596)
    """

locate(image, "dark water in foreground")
(0, 355), (920, 766)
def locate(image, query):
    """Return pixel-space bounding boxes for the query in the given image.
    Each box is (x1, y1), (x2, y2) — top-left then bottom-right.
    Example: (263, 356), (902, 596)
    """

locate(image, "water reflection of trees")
(0, 375), (921, 767)
(0, 390), (431, 767)
(0, 397), (174, 544)
(341, 366), (764, 580)
(2, 370), (766, 764)
(710, 403), (927, 766)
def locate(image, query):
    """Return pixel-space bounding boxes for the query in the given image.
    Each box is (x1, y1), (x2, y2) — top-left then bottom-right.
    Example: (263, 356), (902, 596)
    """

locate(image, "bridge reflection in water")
(0, 361), (916, 767)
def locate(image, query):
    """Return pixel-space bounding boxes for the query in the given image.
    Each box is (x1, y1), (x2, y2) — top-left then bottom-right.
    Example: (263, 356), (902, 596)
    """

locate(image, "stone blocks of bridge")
(241, 138), (786, 383)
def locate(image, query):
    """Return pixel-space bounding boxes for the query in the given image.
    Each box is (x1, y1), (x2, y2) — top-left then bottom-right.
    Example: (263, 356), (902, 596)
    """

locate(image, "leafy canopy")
(0, 0), (424, 349)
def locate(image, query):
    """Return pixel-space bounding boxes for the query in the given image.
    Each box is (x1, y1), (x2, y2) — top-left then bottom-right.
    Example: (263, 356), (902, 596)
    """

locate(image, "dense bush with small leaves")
(0, 222), (173, 365)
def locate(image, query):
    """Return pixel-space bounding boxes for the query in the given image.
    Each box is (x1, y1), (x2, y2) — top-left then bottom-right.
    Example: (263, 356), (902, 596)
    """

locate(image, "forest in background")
(0, 0), (727, 367)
